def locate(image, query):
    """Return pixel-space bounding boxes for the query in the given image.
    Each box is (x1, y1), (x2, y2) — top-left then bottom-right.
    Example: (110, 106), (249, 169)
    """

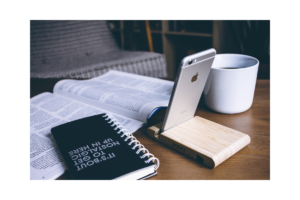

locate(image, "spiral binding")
(103, 114), (160, 170)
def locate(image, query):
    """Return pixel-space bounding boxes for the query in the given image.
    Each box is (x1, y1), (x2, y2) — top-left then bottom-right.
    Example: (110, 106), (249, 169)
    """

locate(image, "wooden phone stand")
(147, 116), (250, 168)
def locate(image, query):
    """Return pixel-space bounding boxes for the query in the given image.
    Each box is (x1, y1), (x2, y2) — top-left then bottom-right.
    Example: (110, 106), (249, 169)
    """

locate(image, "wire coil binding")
(103, 114), (160, 170)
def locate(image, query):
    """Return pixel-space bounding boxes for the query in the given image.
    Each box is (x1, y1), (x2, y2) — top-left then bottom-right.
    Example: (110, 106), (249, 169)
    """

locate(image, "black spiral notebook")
(51, 113), (159, 180)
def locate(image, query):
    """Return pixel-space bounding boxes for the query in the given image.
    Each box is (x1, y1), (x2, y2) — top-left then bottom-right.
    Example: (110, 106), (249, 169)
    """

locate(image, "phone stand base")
(147, 116), (250, 168)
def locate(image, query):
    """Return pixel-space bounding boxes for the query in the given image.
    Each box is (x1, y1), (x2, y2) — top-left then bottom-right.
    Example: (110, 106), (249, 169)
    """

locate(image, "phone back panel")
(161, 49), (216, 131)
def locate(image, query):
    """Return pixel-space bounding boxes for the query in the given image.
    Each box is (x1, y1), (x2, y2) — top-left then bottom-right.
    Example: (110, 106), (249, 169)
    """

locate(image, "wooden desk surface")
(31, 79), (270, 180)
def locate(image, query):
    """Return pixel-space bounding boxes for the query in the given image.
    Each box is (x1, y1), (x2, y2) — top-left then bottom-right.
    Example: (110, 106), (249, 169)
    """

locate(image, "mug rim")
(212, 54), (259, 71)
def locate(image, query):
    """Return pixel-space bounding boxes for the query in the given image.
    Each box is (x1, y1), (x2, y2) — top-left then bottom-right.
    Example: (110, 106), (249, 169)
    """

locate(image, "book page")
(30, 92), (144, 180)
(53, 70), (174, 122)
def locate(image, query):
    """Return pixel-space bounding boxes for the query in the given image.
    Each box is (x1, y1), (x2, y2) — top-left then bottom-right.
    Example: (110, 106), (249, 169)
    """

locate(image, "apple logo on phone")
(191, 72), (198, 82)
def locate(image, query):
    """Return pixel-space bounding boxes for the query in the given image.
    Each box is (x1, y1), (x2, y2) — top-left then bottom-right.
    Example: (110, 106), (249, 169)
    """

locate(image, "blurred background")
(108, 20), (270, 79)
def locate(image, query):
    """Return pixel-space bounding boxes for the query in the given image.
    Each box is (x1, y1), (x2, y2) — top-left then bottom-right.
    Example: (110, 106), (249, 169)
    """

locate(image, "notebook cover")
(51, 114), (155, 180)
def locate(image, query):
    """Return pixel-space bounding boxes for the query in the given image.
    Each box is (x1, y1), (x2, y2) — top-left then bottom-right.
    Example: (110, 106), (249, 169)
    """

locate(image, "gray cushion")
(30, 20), (167, 79)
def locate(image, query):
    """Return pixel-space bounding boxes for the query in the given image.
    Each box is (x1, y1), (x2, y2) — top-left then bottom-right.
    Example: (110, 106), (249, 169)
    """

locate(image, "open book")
(30, 70), (173, 180)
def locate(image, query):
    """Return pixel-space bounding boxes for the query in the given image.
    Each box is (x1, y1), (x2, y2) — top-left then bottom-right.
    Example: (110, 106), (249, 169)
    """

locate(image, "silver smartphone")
(161, 48), (216, 132)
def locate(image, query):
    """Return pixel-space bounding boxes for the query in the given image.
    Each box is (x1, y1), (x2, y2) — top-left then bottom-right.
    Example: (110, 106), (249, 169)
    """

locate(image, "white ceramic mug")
(203, 54), (259, 114)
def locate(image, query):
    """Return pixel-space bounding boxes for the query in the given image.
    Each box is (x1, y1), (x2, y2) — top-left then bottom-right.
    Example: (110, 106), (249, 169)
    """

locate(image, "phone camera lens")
(188, 60), (193, 65)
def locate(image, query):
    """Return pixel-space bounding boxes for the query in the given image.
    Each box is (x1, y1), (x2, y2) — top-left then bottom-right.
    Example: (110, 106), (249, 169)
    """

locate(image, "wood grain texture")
(147, 116), (251, 168)
(144, 80), (269, 179)
(31, 79), (269, 180)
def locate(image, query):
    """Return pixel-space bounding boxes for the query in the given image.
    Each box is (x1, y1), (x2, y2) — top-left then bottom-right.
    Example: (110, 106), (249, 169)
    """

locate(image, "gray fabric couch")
(30, 20), (167, 79)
